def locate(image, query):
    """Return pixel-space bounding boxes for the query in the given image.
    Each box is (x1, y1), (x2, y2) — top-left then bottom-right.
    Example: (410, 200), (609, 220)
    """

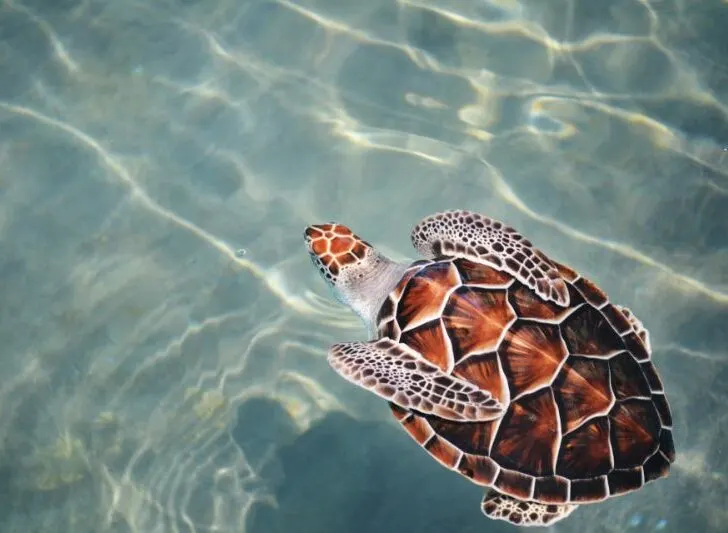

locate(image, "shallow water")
(0, 0), (727, 532)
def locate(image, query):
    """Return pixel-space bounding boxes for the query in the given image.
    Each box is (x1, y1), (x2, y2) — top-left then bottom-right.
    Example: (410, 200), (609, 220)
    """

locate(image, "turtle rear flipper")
(481, 490), (578, 527)
(327, 338), (505, 422)
(411, 210), (570, 306)
(616, 305), (652, 352)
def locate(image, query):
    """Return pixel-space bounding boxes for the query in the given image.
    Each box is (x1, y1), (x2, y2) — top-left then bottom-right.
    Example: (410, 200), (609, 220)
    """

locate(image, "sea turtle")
(304, 210), (675, 527)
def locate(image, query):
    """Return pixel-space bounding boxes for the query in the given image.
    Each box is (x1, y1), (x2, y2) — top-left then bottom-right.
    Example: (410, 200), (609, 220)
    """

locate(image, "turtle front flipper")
(481, 490), (578, 527)
(327, 338), (505, 422)
(411, 210), (570, 306)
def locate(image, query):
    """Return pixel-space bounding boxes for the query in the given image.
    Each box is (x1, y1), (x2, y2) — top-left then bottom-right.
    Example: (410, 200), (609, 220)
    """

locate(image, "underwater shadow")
(236, 401), (511, 533)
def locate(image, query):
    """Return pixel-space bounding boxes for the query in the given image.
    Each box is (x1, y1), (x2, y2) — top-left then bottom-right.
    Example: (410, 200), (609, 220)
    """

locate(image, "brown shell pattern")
(379, 258), (674, 505)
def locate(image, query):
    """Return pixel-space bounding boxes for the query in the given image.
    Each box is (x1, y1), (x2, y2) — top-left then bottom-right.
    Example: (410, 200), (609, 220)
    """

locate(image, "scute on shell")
(381, 257), (673, 505)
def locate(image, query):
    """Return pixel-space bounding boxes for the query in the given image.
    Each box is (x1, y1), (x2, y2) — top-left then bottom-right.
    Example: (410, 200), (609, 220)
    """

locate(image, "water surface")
(1, 0), (727, 532)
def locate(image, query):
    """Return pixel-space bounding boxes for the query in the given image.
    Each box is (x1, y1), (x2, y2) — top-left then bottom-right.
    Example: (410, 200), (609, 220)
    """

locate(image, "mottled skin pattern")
(305, 223), (371, 281)
(411, 210), (570, 306)
(328, 338), (504, 422)
(304, 210), (675, 527)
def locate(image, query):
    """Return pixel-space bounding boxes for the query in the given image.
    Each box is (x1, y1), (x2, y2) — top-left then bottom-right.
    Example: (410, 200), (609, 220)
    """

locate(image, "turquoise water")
(0, 0), (727, 531)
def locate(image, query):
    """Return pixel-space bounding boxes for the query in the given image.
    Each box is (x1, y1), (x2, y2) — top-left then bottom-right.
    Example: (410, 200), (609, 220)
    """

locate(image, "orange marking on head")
(329, 236), (354, 254)
(304, 223), (372, 279)
(311, 239), (328, 256)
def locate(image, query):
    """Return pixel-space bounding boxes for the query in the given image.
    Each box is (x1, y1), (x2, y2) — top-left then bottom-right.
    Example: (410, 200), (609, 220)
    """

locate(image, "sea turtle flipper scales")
(328, 338), (505, 422)
(481, 490), (578, 527)
(616, 305), (652, 352)
(411, 210), (570, 306)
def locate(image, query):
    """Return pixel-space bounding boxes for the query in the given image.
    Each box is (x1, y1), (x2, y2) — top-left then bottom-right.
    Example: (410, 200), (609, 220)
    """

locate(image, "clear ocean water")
(0, 0), (726, 532)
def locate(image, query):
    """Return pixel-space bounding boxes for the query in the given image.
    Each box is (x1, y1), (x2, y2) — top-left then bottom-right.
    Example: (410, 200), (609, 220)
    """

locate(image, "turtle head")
(304, 223), (373, 285)
(304, 223), (408, 332)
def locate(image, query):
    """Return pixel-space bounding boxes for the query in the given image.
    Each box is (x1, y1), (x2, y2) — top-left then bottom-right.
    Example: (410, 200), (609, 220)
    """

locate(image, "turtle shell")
(376, 257), (675, 505)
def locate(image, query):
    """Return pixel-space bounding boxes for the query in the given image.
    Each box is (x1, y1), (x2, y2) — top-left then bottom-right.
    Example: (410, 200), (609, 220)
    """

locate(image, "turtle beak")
(304, 225), (321, 239)
(303, 225), (335, 285)
(303, 225), (326, 257)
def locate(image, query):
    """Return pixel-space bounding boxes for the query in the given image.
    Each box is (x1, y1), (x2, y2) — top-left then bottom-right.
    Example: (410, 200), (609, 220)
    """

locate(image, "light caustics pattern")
(0, 0), (726, 532)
